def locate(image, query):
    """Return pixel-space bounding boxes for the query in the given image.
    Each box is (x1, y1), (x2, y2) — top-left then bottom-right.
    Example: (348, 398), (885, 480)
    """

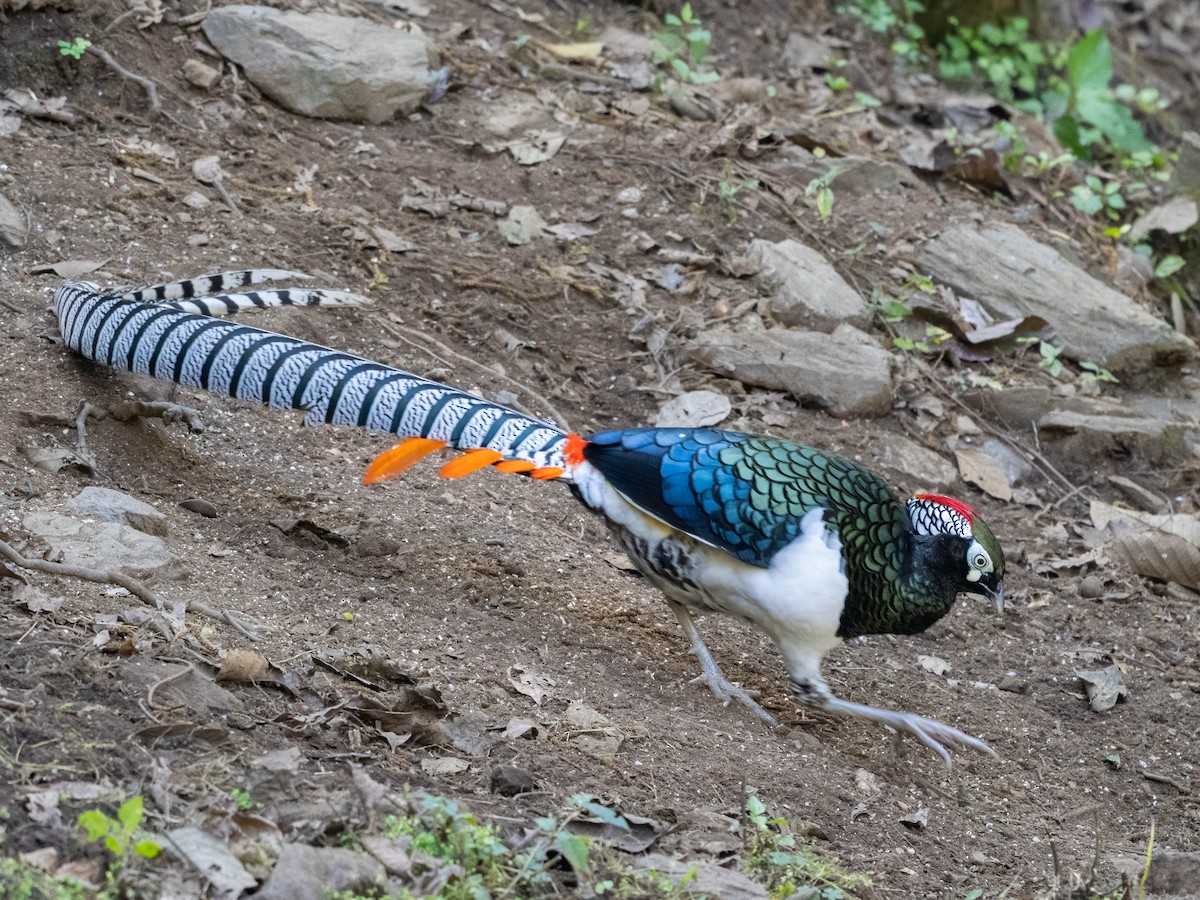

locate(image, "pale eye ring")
(972, 552), (989, 570)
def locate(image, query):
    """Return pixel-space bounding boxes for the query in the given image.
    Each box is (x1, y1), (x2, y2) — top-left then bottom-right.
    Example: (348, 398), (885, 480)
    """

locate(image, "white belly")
(571, 461), (848, 681)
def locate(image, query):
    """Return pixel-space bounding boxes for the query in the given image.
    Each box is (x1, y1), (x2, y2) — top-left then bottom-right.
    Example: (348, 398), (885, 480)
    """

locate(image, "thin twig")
(376, 319), (571, 430)
(924, 375), (1080, 498)
(0, 538), (261, 639)
(87, 45), (161, 113)
(176, 0), (213, 27)
(1142, 771), (1191, 794)
(0, 536), (164, 607)
(147, 660), (194, 710)
(109, 399), (206, 433)
(73, 401), (103, 471)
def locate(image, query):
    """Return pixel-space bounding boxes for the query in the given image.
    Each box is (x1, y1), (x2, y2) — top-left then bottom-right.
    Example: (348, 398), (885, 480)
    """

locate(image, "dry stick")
(146, 660), (194, 710)
(923, 374), (1080, 498)
(176, 0), (213, 27)
(73, 401), (102, 472)
(109, 399), (207, 433)
(1142, 770), (1191, 794)
(0, 538), (261, 640)
(87, 45), (161, 113)
(376, 319), (571, 430)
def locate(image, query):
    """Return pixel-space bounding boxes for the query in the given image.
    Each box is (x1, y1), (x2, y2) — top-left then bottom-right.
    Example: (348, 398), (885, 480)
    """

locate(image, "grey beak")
(985, 582), (1005, 615)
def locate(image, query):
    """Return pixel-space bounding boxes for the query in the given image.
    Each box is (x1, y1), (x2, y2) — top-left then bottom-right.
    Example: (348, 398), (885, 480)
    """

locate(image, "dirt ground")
(1, 1), (1198, 897)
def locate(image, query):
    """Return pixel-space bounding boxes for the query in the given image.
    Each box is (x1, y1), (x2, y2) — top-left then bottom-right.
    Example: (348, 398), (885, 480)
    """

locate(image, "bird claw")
(690, 670), (779, 727)
(821, 696), (994, 767)
(889, 712), (996, 767)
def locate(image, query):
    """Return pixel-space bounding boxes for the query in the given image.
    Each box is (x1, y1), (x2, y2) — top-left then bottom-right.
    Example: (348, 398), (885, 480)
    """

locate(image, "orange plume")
(362, 437), (447, 484)
(439, 448), (504, 479)
(494, 459), (537, 474)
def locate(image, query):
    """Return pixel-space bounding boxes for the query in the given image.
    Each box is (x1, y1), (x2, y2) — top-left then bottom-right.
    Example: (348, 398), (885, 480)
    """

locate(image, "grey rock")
(182, 58), (222, 91)
(65, 486), (168, 537)
(202, 6), (440, 124)
(772, 147), (910, 198)
(782, 32), (837, 73)
(960, 385), (1053, 430)
(748, 238), (866, 330)
(1038, 409), (1186, 465)
(631, 853), (767, 900)
(0, 192), (27, 247)
(1171, 131), (1200, 205)
(22, 511), (182, 579)
(1144, 850), (1200, 893)
(920, 223), (1193, 373)
(1113, 243), (1154, 296)
(977, 437), (1032, 485)
(253, 843), (384, 900)
(690, 325), (894, 418)
(869, 434), (958, 491)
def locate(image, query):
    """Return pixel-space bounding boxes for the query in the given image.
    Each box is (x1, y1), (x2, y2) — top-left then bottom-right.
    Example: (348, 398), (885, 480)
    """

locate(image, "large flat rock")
(919, 223), (1193, 373)
(202, 6), (439, 124)
(747, 238), (866, 330)
(689, 325), (894, 418)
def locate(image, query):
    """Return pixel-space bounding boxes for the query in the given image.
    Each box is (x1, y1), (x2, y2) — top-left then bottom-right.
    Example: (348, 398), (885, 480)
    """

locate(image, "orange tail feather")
(493, 459), (537, 474)
(363, 437), (448, 484)
(439, 448), (504, 479)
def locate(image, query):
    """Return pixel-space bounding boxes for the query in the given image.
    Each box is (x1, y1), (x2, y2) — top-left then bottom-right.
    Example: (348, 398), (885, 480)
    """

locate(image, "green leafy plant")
(836, 0), (925, 61)
(868, 293), (913, 323)
(1153, 254), (1186, 279)
(0, 858), (91, 900)
(57, 36), (91, 60)
(717, 166), (759, 223)
(803, 167), (845, 222)
(1069, 174), (1132, 220)
(893, 324), (953, 353)
(78, 797), (161, 861)
(1080, 360), (1119, 385)
(77, 796), (162, 897)
(362, 792), (716, 899)
(230, 788), (260, 811)
(937, 16), (1046, 112)
(743, 793), (871, 899)
(654, 3), (718, 89)
(1049, 30), (1155, 162)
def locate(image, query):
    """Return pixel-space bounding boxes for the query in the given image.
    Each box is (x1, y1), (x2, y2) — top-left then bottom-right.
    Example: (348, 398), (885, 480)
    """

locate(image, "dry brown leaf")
(420, 756), (469, 776)
(217, 649), (283, 683)
(508, 665), (555, 705)
(954, 448), (1012, 501)
(540, 40), (603, 60)
(1107, 530), (1200, 590)
(14, 582), (63, 613)
(1075, 665), (1128, 711)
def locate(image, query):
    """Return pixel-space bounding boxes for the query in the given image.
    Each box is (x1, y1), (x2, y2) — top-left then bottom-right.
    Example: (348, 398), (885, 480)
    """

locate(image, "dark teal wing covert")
(582, 428), (911, 581)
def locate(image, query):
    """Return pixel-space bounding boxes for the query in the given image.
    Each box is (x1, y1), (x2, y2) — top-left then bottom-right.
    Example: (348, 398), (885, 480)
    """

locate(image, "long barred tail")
(53, 272), (579, 482)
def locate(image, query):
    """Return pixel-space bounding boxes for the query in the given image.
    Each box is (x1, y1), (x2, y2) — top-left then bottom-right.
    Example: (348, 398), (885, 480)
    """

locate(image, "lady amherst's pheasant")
(54, 270), (1006, 765)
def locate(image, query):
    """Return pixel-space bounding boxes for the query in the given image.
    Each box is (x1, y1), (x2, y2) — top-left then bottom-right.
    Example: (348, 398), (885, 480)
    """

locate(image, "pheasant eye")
(972, 552), (989, 570)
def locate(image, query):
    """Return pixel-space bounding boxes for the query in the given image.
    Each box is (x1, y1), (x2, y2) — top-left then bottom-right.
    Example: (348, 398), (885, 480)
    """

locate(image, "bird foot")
(689, 670), (779, 728)
(822, 697), (994, 767)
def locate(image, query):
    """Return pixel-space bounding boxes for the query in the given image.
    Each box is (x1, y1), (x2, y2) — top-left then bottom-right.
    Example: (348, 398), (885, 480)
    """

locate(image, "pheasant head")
(906, 493), (1005, 614)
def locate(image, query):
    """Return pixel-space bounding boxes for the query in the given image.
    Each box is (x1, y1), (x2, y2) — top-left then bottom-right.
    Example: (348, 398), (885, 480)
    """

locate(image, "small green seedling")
(654, 3), (718, 87)
(58, 37), (91, 60)
(78, 796), (161, 861)
(804, 167), (845, 222)
(717, 166), (759, 223)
